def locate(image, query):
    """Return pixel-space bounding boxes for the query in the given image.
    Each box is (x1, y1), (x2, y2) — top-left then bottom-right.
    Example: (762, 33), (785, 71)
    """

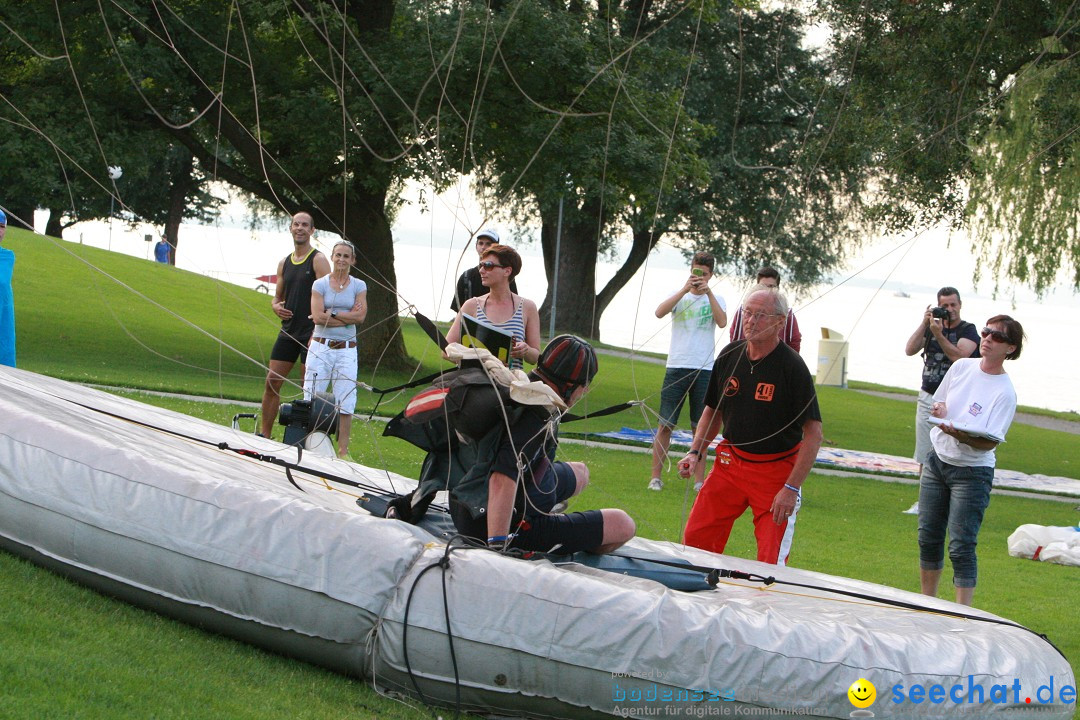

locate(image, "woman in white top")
(446, 243), (540, 369)
(304, 241), (367, 458)
(918, 314), (1024, 606)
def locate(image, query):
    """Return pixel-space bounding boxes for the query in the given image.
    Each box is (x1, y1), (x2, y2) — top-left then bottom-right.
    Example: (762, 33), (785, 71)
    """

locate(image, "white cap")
(476, 229), (500, 243)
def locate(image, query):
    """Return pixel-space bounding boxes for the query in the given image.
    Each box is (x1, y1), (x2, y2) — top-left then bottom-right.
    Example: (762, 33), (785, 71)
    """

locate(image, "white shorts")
(303, 341), (358, 415)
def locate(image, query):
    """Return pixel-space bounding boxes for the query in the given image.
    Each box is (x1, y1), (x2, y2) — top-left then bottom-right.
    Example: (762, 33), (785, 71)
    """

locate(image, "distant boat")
(894, 290), (911, 298)
(254, 273), (277, 294)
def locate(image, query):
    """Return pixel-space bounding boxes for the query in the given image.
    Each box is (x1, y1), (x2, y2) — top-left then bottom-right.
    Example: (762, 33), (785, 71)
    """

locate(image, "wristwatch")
(331, 311), (338, 320)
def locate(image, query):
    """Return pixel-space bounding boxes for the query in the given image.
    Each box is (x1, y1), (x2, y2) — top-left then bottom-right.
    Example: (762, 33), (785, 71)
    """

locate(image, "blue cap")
(0, 209), (6, 225)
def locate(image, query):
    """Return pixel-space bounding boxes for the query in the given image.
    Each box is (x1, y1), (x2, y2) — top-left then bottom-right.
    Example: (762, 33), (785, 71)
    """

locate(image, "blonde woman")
(304, 241), (367, 457)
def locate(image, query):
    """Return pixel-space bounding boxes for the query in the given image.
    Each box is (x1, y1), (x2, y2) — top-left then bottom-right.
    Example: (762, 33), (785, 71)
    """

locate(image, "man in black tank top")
(260, 212), (331, 438)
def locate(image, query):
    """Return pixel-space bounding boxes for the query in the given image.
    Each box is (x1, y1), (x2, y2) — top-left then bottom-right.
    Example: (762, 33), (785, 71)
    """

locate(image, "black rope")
(60, 396), (444, 506)
(402, 560), (446, 717)
(368, 369), (447, 418)
(562, 401), (637, 423)
(402, 536), (494, 720)
(605, 551), (1066, 660)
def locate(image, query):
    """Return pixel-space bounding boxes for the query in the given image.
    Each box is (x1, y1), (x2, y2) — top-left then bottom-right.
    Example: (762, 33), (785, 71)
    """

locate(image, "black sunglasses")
(478, 261), (506, 270)
(980, 327), (1011, 343)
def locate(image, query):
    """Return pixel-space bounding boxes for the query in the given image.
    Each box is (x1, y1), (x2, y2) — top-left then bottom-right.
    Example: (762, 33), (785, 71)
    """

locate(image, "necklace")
(746, 348), (771, 374)
(331, 273), (349, 290)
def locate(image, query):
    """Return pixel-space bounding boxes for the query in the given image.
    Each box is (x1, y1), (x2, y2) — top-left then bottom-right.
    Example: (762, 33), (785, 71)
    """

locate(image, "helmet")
(535, 335), (598, 400)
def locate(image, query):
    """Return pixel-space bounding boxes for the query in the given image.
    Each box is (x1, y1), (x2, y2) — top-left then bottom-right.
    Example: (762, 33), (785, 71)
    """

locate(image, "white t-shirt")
(666, 292), (725, 370)
(312, 275), (367, 341)
(930, 358), (1017, 467)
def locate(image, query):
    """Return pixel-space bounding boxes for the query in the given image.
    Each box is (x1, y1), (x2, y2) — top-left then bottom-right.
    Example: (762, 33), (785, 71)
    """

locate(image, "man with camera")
(904, 286), (980, 470)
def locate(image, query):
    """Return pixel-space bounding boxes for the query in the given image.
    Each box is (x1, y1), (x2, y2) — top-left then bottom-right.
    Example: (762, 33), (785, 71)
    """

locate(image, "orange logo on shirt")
(724, 377), (740, 397)
(755, 383), (775, 402)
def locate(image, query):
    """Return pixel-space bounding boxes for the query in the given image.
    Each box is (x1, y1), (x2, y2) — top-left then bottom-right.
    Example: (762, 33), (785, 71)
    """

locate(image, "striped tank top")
(476, 294), (526, 369)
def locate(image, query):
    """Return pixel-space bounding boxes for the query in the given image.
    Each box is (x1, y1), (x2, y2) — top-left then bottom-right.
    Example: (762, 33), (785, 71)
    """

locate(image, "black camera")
(278, 393), (338, 447)
(931, 306), (950, 320)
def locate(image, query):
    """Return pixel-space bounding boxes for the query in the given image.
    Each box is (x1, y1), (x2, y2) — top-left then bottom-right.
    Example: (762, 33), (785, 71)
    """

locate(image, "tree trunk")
(318, 187), (412, 371)
(596, 226), (662, 317)
(538, 204), (601, 338)
(5, 205), (35, 231)
(45, 209), (65, 239)
(163, 150), (196, 265)
(538, 202), (664, 341)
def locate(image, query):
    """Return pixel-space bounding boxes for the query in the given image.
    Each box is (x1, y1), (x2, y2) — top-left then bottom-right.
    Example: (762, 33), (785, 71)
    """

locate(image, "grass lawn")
(2, 229), (1079, 717)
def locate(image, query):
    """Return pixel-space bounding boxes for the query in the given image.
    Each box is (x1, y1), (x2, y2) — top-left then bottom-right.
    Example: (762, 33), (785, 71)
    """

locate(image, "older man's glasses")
(478, 261), (506, 270)
(744, 311), (782, 321)
(980, 327), (1010, 343)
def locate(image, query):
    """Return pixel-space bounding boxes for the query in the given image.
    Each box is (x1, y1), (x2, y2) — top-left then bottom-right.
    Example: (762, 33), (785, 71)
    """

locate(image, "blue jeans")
(658, 367), (711, 428)
(917, 451), (994, 588)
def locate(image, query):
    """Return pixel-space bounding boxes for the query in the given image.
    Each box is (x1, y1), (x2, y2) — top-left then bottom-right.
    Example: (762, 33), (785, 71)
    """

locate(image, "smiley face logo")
(848, 678), (876, 709)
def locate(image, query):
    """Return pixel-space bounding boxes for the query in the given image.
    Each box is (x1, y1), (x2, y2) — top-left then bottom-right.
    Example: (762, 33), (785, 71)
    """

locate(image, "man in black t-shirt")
(678, 287), (822, 565)
(904, 286), (979, 468)
(259, 211), (330, 438)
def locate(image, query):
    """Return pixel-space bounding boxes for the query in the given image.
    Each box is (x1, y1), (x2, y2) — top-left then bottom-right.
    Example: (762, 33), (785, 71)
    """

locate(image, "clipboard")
(460, 313), (514, 366)
(927, 416), (1006, 443)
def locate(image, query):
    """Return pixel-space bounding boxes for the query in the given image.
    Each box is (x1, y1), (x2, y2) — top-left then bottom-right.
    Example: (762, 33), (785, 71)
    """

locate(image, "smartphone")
(691, 268), (705, 277)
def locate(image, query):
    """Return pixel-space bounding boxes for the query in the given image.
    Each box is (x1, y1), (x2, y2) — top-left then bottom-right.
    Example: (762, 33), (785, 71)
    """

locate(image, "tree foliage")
(818, 0), (1079, 295)
(0, 0), (453, 367)
(6, 0), (1068, 362)
(456, 0), (863, 337)
(966, 53), (1079, 294)
(0, 3), (218, 244)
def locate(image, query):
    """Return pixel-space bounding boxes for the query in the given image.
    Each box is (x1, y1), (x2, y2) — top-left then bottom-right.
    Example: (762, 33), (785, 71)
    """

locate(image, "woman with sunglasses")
(446, 243), (540, 369)
(918, 314), (1025, 607)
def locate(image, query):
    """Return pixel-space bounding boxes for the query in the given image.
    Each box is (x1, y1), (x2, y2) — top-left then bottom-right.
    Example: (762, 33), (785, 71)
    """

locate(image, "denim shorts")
(917, 450), (994, 588)
(526, 460), (577, 514)
(658, 367), (711, 428)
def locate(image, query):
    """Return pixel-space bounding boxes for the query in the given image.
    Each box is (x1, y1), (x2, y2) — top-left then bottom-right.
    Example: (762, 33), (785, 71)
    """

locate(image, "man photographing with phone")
(647, 251), (727, 492)
(904, 286), (980, 471)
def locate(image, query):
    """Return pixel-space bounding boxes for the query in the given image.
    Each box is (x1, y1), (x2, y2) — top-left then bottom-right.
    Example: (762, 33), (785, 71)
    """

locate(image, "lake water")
(47, 215), (1080, 414)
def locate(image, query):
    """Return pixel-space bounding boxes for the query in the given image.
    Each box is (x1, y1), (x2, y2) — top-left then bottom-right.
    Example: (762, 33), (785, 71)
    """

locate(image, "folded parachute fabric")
(1007, 524), (1080, 567)
(443, 342), (566, 411)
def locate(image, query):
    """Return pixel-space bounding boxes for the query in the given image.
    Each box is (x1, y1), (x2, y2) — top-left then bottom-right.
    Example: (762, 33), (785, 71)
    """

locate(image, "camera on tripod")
(931, 306), (950, 320)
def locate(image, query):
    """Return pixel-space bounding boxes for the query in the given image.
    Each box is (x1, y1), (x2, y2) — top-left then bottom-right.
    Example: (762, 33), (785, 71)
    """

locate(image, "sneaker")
(647, 478), (664, 491)
(693, 481), (703, 492)
(903, 502), (919, 515)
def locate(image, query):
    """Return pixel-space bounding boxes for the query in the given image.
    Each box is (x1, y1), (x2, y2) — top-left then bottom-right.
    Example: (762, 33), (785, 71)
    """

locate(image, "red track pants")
(683, 442), (801, 566)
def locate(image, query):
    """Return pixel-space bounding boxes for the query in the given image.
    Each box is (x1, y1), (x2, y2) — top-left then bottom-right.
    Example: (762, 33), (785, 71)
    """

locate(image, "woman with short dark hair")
(446, 244), (540, 369)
